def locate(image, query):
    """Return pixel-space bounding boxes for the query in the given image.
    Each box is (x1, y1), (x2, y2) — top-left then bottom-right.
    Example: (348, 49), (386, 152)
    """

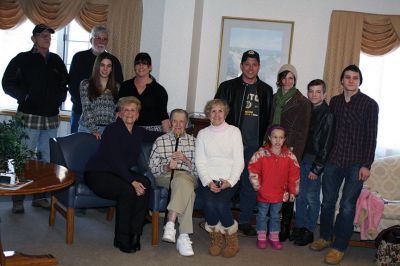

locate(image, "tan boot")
(205, 222), (223, 256)
(221, 221), (239, 258)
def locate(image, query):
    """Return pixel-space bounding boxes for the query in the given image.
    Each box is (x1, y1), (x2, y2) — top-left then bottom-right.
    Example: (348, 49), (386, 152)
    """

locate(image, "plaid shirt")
(17, 112), (59, 129)
(328, 91), (379, 169)
(149, 131), (197, 177)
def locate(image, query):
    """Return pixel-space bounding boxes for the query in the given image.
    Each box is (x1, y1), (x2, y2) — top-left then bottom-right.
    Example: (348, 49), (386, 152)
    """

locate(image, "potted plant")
(0, 116), (34, 175)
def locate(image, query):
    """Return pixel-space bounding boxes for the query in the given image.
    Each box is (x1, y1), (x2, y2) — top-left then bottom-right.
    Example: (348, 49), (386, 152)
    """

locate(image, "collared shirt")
(328, 90), (379, 169)
(149, 131), (197, 177)
(17, 111), (59, 129)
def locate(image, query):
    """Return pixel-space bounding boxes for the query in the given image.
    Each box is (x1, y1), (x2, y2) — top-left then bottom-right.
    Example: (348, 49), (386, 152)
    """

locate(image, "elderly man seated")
(149, 109), (197, 256)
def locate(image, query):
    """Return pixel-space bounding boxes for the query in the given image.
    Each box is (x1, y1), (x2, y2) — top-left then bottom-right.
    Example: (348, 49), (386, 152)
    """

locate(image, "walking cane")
(163, 132), (180, 225)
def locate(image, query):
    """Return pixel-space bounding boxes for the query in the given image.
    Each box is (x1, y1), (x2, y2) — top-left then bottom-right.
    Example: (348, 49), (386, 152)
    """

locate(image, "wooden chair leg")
(2, 251), (58, 266)
(49, 195), (57, 226)
(152, 211), (160, 246)
(349, 240), (375, 248)
(106, 207), (115, 221)
(66, 208), (74, 245)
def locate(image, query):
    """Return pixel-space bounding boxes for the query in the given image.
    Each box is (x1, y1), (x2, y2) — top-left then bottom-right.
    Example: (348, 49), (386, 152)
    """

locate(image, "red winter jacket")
(248, 145), (300, 203)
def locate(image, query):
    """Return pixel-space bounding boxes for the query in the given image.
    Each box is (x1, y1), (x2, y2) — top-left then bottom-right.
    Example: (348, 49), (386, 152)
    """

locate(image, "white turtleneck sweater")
(195, 122), (244, 187)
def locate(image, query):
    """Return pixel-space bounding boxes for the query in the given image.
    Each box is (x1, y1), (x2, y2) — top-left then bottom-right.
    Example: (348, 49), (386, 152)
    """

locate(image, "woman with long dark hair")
(78, 52), (119, 139)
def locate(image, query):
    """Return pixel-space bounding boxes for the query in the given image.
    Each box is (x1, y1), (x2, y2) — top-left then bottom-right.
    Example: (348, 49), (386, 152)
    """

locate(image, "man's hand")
(171, 151), (192, 168)
(359, 167), (371, 181)
(308, 172), (318, 180)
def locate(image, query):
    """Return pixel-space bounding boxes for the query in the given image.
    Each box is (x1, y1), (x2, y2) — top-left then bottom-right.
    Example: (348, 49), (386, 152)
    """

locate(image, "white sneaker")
(176, 234), (194, 256)
(162, 221), (176, 243)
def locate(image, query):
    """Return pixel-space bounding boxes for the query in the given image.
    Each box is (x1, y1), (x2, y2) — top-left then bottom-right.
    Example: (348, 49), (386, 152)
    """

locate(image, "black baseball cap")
(134, 52), (152, 65)
(241, 50), (260, 63)
(32, 24), (55, 35)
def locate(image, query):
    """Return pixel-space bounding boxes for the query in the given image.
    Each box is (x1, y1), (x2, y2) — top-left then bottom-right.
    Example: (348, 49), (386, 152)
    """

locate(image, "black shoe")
(239, 223), (256, 236)
(114, 238), (133, 253)
(131, 234), (141, 251)
(289, 227), (303, 242)
(294, 229), (314, 246)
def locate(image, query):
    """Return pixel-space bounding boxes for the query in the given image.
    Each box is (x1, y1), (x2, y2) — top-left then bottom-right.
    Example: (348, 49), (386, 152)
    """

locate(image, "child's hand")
(289, 194), (295, 202)
(249, 173), (259, 191)
(283, 192), (289, 202)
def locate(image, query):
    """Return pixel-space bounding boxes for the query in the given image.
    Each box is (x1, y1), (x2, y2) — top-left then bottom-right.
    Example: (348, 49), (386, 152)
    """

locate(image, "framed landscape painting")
(217, 16), (294, 90)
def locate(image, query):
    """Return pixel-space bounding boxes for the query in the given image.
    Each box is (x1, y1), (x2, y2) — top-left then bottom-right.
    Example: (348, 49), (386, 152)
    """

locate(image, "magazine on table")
(0, 173), (33, 190)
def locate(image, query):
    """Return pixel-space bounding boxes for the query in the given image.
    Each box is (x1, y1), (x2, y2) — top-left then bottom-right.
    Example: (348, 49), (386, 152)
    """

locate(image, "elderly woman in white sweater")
(195, 99), (244, 258)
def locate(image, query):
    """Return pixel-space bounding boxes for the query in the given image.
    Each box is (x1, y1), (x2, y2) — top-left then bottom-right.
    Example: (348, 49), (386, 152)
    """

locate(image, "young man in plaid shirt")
(310, 65), (379, 265)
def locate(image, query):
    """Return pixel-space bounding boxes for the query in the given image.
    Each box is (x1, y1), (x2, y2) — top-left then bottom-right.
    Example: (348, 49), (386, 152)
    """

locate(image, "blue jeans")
(70, 110), (81, 134)
(239, 145), (258, 224)
(201, 184), (237, 227)
(24, 127), (58, 162)
(78, 125), (106, 135)
(319, 163), (363, 251)
(295, 161), (321, 231)
(12, 127), (58, 203)
(256, 202), (282, 232)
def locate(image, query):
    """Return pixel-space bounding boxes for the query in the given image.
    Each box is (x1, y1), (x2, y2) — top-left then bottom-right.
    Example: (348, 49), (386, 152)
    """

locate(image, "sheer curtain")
(360, 48), (400, 158)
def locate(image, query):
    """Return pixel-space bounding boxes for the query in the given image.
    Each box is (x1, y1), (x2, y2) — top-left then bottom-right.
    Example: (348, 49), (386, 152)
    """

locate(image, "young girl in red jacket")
(248, 125), (300, 250)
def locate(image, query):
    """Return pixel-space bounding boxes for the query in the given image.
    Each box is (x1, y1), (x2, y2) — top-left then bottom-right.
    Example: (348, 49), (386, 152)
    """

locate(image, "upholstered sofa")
(364, 155), (400, 233)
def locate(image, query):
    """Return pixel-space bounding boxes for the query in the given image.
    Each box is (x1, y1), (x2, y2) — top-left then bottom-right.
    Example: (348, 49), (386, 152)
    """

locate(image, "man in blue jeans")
(215, 50), (273, 236)
(2, 24), (68, 213)
(310, 65), (379, 265)
(293, 79), (334, 246)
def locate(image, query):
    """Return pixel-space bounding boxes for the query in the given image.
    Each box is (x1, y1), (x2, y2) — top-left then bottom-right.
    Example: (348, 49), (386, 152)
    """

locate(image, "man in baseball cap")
(2, 22), (68, 214)
(215, 49), (273, 236)
(32, 23), (55, 35)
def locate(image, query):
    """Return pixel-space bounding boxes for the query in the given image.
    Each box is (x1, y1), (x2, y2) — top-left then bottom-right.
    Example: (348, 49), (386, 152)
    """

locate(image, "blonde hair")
(117, 96), (142, 112)
(204, 99), (230, 118)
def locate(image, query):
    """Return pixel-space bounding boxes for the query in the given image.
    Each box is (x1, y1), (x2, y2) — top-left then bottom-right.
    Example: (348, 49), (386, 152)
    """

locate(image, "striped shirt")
(149, 131), (197, 177)
(328, 91), (379, 169)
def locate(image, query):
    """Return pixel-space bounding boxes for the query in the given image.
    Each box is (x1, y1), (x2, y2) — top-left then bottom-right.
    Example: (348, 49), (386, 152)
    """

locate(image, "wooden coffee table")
(0, 160), (75, 266)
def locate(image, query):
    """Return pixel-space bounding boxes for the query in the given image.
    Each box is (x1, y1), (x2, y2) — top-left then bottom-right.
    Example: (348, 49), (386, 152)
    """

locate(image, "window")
(0, 19), (90, 112)
(360, 47), (400, 157)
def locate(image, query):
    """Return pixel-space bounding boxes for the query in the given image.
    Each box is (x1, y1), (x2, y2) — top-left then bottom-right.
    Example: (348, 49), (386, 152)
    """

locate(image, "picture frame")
(217, 16), (294, 90)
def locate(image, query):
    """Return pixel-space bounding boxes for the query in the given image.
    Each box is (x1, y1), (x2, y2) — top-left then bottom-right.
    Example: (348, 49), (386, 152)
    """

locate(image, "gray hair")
(90, 25), (108, 38)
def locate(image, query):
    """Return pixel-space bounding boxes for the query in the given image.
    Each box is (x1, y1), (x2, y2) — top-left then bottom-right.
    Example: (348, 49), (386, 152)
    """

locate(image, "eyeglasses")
(93, 36), (108, 42)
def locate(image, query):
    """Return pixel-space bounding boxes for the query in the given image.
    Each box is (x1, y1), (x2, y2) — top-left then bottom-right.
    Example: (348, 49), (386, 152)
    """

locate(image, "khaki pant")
(156, 170), (197, 234)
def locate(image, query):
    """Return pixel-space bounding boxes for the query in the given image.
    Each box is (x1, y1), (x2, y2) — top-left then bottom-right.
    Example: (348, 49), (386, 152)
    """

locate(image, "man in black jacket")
(293, 79), (334, 246)
(2, 24), (68, 213)
(68, 25), (123, 133)
(215, 50), (273, 236)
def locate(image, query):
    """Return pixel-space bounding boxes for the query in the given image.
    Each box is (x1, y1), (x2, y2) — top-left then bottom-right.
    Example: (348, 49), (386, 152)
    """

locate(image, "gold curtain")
(0, 0), (143, 82)
(77, 1), (108, 32)
(106, 0), (142, 79)
(323, 11), (400, 102)
(0, 0), (25, 29)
